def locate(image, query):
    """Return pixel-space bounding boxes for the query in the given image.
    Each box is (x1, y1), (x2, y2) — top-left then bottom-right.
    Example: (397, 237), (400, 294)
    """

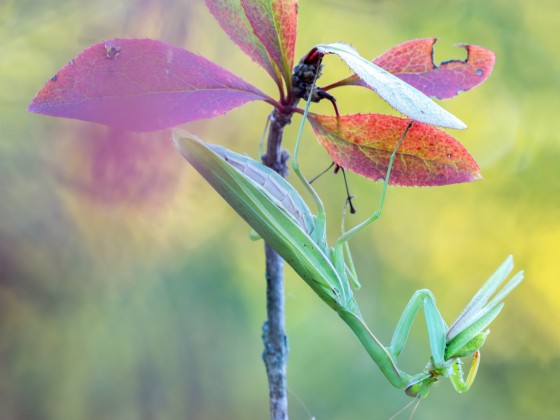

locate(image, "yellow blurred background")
(1, 0), (558, 419)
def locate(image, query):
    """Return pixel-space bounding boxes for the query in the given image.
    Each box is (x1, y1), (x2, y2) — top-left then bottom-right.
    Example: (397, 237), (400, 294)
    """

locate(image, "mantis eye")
(405, 373), (437, 398)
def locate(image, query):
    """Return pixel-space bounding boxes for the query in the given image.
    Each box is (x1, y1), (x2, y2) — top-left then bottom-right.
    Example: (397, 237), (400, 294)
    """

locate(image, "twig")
(261, 107), (292, 419)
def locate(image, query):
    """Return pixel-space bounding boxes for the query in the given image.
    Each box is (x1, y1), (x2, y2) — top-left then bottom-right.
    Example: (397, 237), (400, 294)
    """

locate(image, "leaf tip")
(455, 120), (468, 130)
(27, 100), (37, 114)
(172, 129), (200, 156)
(471, 170), (483, 182)
(439, 114), (467, 130)
(28, 87), (46, 115)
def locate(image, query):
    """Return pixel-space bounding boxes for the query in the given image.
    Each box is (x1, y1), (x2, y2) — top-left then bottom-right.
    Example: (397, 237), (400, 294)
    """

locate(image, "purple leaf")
(29, 38), (272, 132)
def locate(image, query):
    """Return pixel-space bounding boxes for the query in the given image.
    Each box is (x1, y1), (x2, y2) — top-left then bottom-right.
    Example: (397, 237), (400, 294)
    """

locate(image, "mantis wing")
(173, 129), (345, 309)
(314, 43), (466, 129)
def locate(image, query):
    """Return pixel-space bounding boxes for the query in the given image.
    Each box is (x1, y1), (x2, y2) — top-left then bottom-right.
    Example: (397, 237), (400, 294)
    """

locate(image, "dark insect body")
(292, 49), (339, 116)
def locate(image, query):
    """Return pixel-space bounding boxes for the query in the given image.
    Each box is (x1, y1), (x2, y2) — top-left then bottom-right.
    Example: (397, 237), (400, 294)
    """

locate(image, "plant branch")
(261, 107), (293, 420)
(262, 243), (288, 420)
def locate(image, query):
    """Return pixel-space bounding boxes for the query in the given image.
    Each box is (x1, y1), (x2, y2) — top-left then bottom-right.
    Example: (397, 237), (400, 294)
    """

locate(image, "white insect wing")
(315, 43), (467, 130)
(207, 144), (315, 234)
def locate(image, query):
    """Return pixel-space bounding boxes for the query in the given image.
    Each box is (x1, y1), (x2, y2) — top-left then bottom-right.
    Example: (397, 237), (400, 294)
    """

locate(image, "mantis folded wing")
(174, 130), (523, 398)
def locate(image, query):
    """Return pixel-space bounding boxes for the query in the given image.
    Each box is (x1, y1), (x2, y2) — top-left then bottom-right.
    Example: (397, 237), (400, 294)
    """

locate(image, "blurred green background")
(1, 0), (559, 419)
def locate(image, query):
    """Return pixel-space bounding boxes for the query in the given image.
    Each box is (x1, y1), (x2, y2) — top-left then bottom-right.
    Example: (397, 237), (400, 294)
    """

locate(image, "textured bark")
(262, 244), (288, 420)
(261, 107), (292, 420)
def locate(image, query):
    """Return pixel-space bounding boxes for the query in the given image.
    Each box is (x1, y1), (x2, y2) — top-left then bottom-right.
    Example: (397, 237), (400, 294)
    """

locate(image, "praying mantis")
(173, 116), (523, 399)
(173, 44), (522, 400)
(24, 0), (521, 402)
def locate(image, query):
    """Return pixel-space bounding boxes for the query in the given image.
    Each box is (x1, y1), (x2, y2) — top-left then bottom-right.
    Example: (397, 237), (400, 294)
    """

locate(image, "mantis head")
(400, 256), (523, 398)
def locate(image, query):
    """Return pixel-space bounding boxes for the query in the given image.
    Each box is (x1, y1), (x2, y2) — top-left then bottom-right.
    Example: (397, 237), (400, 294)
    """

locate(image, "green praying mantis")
(172, 64), (523, 398)
(173, 129), (523, 399)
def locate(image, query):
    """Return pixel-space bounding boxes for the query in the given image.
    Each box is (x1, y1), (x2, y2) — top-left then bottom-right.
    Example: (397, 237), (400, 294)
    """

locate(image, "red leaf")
(29, 38), (271, 132)
(373, 39), (495, 99)
(205, 0), (284, 88)
(240, 0), (298, 89)
(307, 113), (481, 187)
(326, 39), (495, 100)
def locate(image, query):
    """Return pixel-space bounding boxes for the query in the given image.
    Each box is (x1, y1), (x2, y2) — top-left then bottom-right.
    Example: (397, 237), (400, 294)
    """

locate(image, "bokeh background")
(1, 0), (559, 419)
